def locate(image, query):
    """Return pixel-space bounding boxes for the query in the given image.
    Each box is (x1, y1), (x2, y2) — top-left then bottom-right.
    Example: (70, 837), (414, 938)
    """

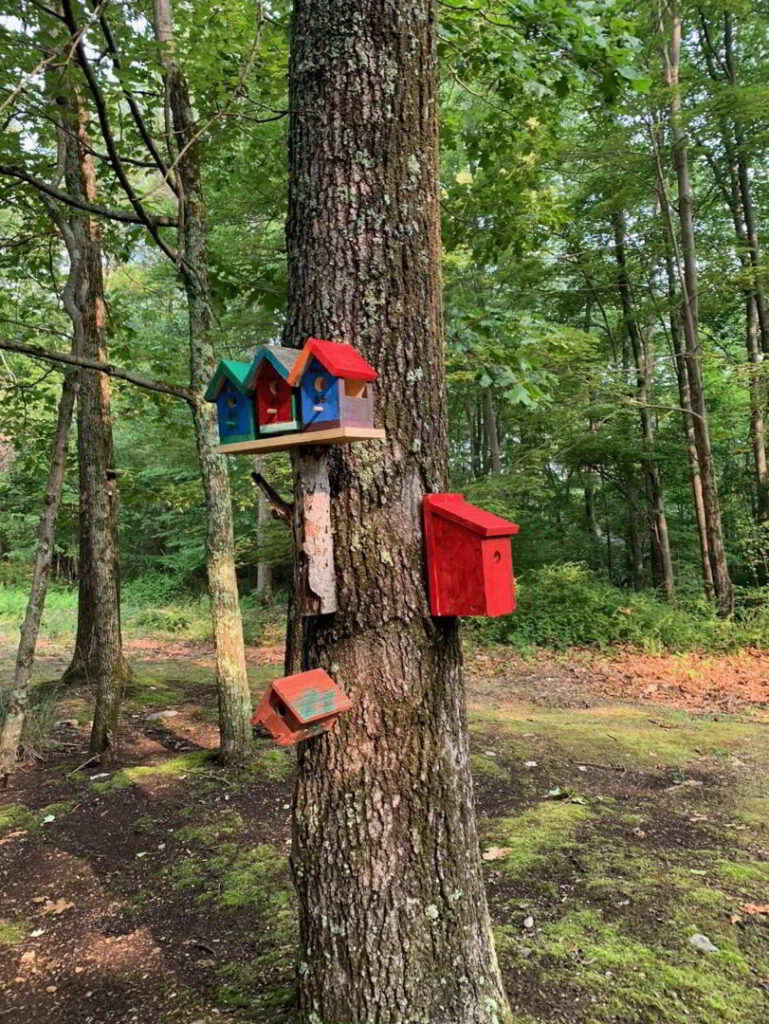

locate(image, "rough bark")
(611, 210), (674, 599)
(52, 83), (129, 761)
(0, 372), (78, 785)
(661, 5), (734, 615)
(152, 0), (252, 762)
(254, 460), (273, 601)
(284, 2), (510, 1022)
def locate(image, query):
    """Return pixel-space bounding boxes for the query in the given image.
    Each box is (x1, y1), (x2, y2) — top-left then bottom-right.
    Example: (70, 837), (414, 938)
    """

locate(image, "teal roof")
(204, 360), (252, 401)
(245, 345), (301, 389)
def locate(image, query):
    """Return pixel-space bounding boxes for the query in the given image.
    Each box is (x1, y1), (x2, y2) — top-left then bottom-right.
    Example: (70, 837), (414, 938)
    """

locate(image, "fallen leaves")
(41, 898), (74, 916)
(482, 846), (512, 862)
(739, 903), (769, 916)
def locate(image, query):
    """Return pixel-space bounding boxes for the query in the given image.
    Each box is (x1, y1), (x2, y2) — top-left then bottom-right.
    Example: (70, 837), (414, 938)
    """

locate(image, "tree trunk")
(0, 372), (78, 785)
(482, 386), (502, 475)
(254, 457), (273, 601)
(661, 5), (734, 615)
(152, 0), (252, 762)
(53, 85), (129, 761)
(285, 3), (510, 1022)
(465, 395), (481, 478)
(652, 121), (714, 597)
(611, 210), (674, 598)
(746, 296), (769, 522)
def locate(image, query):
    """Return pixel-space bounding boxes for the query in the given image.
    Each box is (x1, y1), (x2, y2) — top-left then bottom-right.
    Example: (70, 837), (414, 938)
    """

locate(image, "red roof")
(425, 494), (519, 538)
(287, 338), (378, 385)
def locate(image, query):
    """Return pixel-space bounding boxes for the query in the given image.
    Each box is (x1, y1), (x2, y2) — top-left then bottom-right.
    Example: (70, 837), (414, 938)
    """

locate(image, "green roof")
(204, 360), (252, 401)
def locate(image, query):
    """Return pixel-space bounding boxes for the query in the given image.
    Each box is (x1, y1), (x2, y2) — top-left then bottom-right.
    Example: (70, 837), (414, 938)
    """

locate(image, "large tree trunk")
(284, 3), (510, 1022)
(152, 0), (252, 762)
(661, 5), (734, 615)
(54, 86), (129, 761)
(612, 211), (674, 598)
(0, 372), (78, 785)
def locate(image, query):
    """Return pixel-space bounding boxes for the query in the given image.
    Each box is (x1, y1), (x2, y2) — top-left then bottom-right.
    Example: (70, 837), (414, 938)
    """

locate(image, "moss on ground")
(0, 800), (73, 832)
(91, 751), (214, 791)
(484, 800), (594, 881)
(471, 753), (510, 781)
(0, 917), (29, 946)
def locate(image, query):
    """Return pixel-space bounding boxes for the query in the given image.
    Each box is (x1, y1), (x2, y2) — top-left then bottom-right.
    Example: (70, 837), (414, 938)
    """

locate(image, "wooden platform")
(216, 426), (386, 455)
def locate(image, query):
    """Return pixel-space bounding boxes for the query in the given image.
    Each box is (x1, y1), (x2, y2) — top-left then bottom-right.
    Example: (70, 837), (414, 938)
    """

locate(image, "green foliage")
(479, 563), (769, 653)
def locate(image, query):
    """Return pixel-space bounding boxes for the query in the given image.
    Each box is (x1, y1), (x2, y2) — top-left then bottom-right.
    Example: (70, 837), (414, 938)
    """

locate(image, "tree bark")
(152, 0), (252, 763)
(51, 81), (129, 761)
(660, 4), (734, 615)
(0, 371), (78, 785)
(284, 2), (510, 1022)
(254, 459), (273, 601)
(482, 386), (502, 475)
(611, 210), (674, 598)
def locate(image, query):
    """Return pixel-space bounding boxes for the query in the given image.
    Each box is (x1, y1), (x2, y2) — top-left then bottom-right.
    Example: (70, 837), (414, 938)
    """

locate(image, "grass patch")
(248, 747), (293, 782)
(471, 753), (509, 781)
(0, 800), (73, 833)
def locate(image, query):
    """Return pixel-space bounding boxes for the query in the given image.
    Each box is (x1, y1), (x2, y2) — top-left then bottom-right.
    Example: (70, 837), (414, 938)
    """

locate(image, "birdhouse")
(252, 668), (353, 746)
(288, 338), (377, 432)
(423, 494), (519, 617)
(246, 346), (301, 436)
(204, 360), (256, 444)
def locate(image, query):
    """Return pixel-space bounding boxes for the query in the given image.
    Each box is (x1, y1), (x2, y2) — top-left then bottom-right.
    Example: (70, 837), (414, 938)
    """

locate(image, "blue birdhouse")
(288, 338), (378, 432)
(204, 360), (256, 444)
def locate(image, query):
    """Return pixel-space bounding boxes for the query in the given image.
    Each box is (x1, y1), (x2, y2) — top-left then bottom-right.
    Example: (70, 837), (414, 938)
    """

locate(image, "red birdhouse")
(423, 494), (519, 617)
(252, 669), (352, 746)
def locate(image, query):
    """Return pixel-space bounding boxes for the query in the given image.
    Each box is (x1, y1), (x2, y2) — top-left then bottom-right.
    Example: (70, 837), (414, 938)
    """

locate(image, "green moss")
(0, 917), (29, 946)
(712, 858), (769, 892)
(484, 800), (594, 880)
(0, 801), (73, 833)
(471, 753), (509, 781)
(528, 908), (764, 1024)
(93, 751), (214, 791)
(175, 809), (244, 844)
(249, 747), (294, 782)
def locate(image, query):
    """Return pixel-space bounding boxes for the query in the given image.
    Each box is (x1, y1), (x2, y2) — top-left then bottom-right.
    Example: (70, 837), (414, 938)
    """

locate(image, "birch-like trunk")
(152, 0), (252, 762)
(0, 373), (77, 784)
(284, 2), (510, 1021)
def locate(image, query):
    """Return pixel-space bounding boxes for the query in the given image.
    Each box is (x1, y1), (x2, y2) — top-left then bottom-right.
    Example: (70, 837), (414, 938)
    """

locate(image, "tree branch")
(0, 163), (178, 226)
(251, 472), (294, 523)
(60, 0), (179, 263)
(0, 339), (193, 404)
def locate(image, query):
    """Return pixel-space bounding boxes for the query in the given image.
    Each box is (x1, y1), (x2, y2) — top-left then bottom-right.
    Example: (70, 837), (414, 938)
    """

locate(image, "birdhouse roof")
(425, 494), (520, 538)
(272, 669), (353, 724)
(287, 338), (378, 385)
(204, 360), (252, 401)
(245, 345), (301, 389)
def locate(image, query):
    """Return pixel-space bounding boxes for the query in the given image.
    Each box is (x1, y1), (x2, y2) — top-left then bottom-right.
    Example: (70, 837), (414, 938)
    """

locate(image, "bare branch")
(0, 339), (193, 404)
(252, 472), (294, 523)
(0, 162), (178, 226)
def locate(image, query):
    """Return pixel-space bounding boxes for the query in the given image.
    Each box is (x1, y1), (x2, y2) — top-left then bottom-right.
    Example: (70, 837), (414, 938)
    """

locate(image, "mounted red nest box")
(252, 669), (353, 746)
(423, 494), (520, 617)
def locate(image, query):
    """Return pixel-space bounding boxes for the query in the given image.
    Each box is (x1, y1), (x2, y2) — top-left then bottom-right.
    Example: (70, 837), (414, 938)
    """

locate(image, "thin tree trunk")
(50, 82), (128, 761)
(660, 4), (733, 615)
(254, 457), (273, 601)
(746, 296), (769, 521)
(612, 210), (674, 598)
(482, 386), (502, 475)
(465, 395), (481, 477)
(152, 0), (252, 762)
(284, 2), (510, 1021)
(0, 372), (78, 785)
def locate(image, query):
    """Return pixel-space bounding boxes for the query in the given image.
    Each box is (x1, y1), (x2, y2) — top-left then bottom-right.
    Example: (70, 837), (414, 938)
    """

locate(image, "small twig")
(569, 760), (626, 772)
(67, 754), (99, 775)
(252, 472), (294, 523)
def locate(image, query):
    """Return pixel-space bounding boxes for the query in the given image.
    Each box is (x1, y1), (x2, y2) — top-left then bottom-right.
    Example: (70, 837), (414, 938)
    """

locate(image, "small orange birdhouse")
(252, 669), (352, 746)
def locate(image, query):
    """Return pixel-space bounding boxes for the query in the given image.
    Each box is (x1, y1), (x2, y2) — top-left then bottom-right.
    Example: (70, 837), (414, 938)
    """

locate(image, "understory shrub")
(477, 563), (769, 654)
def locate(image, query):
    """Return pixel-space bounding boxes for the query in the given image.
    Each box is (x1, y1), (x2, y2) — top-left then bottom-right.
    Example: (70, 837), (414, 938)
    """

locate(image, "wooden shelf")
(216, 426), (386, 455)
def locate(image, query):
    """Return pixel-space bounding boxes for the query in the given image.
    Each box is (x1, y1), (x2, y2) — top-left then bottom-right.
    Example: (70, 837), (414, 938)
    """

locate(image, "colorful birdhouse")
(288, 338), (377, 432)
(204, 360), (256, 444)
(246, 346), (301, 436)
(423, 494), (519, 617)
(252, 668), (353, 746)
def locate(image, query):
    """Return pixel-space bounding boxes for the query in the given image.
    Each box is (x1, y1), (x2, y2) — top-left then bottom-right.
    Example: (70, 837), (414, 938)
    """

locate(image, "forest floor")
(1, 627), (768, 1024)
